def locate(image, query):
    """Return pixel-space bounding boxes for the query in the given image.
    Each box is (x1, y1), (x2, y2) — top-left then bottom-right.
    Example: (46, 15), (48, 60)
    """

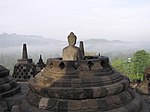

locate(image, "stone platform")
(12, 56), (142, 112)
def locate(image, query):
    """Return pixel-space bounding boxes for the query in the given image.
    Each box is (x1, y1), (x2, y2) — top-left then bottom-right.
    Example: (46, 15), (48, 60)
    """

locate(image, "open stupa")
(12, 32), (142, 112)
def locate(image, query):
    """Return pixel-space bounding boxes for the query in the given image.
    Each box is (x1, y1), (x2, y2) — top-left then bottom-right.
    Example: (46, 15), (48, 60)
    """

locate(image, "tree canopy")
(132, 50), (150, 76)
(112, 50), (150, 80)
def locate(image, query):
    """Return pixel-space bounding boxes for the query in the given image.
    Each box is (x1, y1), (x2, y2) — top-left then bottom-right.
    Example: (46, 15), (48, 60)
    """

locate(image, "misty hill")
(0, 33), (150, 58)
(84, 39), (150, 55)
(85, 39), (124, 44)
(0, 33), (66, 55)
(0, 33), (64, 47)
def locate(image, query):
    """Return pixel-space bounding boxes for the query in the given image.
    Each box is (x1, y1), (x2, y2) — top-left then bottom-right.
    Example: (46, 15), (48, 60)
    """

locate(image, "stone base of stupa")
(11, 90), (142, 112)
(11, 56), (143, 112)
(0, 82), (28, 112)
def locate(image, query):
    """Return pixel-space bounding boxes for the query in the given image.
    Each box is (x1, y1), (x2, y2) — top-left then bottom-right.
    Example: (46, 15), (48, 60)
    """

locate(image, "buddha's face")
(68, 37), (76, 46)
(68, 32), (77, 46)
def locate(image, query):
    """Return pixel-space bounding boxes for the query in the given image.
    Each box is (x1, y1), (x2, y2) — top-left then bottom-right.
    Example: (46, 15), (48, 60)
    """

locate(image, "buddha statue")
(62, 32), (83, 60)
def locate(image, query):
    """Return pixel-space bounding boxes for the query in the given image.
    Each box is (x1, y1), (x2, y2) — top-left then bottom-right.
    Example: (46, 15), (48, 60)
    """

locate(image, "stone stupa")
(36, 55), (45, 73)
(12, 44), (37, 81)
(0, 65), (21, 111)
(12, 32), (142, 112)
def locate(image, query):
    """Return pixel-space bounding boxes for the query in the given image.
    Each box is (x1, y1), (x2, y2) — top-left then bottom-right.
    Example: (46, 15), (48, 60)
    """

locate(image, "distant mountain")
(83, 38), (150, 57)
(0, 33), (150, 58)
(0, 33), (66, 55)
(0, 33), (64, 47)
(84, 39), (125, 44)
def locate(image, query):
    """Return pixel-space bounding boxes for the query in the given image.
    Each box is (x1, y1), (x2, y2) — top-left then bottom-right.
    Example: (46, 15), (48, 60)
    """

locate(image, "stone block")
(11, 105), (20, 112)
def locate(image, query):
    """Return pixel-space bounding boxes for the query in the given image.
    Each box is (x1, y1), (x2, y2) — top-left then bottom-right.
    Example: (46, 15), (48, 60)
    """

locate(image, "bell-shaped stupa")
(0, 65), (21, 112)
(0, 65), (21, 99)
(36, 55), (45, 73)
(12, 44), (37, 81)
(12, 33), (142, 112)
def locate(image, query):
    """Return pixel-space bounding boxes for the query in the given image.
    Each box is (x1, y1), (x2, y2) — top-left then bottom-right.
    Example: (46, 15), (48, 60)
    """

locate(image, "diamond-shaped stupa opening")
(88, 61), (94, 70)
(59, 62), (65, 70)
(50, 62), (53, 68)
(73, 62), (79, 70)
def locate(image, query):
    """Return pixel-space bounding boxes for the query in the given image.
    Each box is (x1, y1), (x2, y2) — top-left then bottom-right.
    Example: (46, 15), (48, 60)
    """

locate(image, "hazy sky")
(0, 0), (150, 41)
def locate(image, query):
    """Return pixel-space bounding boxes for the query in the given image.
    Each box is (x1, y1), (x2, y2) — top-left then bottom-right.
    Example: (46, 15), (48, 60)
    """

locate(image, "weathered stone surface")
(0, 65), (21, 99)
(11, 105), (20, 112)
(0, 65), (22, 112)
(0, 65), (9, 78)
(20, 56), (141, 112)
(13, 33), (142, 112)
(39, 97), (49, 109)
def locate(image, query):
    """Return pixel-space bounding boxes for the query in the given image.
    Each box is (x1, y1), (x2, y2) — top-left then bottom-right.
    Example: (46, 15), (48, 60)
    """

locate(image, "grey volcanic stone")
(12, 44), (37, 81)
(0, 65), (21, 112)
(12, 34), (142, 112)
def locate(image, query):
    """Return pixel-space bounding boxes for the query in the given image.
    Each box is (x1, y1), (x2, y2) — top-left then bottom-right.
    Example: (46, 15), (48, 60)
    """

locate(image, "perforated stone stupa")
(12, 33), (142, 112)
(12, 44), (37, 81)
(36, 55), (45, 73)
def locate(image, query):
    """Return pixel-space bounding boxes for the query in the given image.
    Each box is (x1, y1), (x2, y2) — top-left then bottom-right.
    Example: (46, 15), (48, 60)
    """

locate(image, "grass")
(126, 74), (144, 81)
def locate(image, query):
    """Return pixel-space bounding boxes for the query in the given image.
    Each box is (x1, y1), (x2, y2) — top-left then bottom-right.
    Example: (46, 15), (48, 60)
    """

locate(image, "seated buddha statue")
(62, 32), (83, 60)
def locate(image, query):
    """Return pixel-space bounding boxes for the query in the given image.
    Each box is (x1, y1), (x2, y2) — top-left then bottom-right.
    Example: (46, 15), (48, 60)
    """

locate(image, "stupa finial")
(79, 41), (85, 58)
(22, 44), (28, 59)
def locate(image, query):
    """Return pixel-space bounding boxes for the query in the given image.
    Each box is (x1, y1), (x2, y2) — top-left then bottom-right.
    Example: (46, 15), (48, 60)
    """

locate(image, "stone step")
(0, 85), (21, 99)
(0, 80), (17, 94)
(31, 78), (129, 99)
(26, 88), (141, 112)
(0, 65), (9, 78)
(0, 76), (12, 85)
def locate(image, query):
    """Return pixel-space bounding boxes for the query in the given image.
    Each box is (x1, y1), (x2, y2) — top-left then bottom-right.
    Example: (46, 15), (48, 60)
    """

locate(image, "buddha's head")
(67, 32), (77, 46)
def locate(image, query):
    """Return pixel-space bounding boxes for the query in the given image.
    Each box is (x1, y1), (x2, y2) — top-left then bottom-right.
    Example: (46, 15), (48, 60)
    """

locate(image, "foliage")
(0, 49), (150, 81)
(111, 58), (128, 75)
(132, 50), (150, 76)
(112, 50), (150, 80)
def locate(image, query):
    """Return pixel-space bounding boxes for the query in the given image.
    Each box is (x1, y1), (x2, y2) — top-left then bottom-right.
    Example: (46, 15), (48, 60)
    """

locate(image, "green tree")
(132, 50), (150, 79)
(112, 58), (128, 75)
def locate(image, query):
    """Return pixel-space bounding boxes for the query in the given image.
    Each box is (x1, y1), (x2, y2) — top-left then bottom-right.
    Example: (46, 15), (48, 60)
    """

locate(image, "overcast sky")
(0, 0), (150, 42)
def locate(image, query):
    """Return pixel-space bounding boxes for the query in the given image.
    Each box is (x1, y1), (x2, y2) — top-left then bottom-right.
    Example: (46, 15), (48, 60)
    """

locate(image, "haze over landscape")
(0, 32), (150, 74)
(0, 0), (150, 72)
(0, 0), (150, 42)
(0, 33), (150, 56)
(1, 1), (150, 111)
